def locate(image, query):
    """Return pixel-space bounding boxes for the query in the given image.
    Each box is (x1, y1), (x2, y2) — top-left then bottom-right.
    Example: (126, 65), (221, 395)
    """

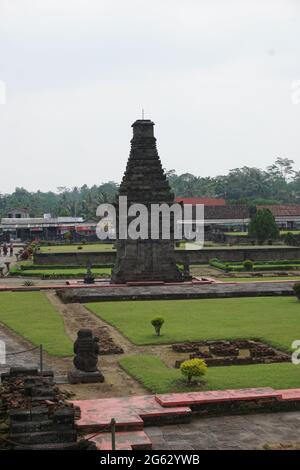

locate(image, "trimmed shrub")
(23, 280), (35, 286)
(293, 283), (300, 300)
(243, 259), (254, 271)
(180, 358), (208, 384)
(151, 317), (165, 336)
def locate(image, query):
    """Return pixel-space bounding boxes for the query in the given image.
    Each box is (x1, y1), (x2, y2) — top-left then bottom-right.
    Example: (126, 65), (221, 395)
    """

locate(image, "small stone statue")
(84, 261), (95, 284)
(73, 329), (99, 372)
(68, 329), (104, 383)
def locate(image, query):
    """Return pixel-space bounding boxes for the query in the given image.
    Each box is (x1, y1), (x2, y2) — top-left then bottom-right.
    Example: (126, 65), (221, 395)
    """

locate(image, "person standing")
(9, 243), (13, 256)
(3, 243), (8, 256)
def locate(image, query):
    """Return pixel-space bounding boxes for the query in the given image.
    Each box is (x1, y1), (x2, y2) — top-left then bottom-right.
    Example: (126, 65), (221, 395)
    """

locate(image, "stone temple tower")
(111, 119), (182, 283)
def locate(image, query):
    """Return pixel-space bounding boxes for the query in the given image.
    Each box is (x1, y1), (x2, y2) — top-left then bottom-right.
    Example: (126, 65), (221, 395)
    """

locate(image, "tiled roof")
(259, 205), (300, 217)
(204, 205), (250, 219)
(175, 197), (225, 206)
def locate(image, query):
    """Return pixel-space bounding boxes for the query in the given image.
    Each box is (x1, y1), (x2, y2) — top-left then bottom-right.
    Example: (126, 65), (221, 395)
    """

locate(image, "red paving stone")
(87, 430), (152, 450)
(71, 388), (300, 450)
(155, 387), (283, 407)
(278, 389), (300, 401)
(71, 395), (191, 432)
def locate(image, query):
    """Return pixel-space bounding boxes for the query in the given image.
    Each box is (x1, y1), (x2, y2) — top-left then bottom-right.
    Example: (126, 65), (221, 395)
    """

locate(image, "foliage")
(0, 183), (119, 219)
(248, 208), (279, 244)
(180, 358), (208, 383)
(151, 317), (165, 336)
(23, 280), (35, 286)
(167, 158), (300, 202)
(1, 159), (300, 219)
(284, 232), (300, 246)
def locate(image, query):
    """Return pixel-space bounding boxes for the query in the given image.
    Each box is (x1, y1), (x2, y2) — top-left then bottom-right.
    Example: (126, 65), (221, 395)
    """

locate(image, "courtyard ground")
(1, 291), (300, 396)
(145, 411), (300, 450)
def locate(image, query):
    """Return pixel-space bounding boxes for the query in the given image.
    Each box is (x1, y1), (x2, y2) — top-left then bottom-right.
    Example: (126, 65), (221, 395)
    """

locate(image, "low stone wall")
(178, 246), (300, 264)
(34, 251), (116, 266)
(34, 246), (300, 266)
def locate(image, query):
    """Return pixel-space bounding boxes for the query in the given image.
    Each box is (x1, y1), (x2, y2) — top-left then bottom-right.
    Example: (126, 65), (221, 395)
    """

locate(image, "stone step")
(88, 430), (152, 451)
(11, 420), (54, 434)
(14, 442), (83, 450)
(10, 420), (73, 434)
(11, 429), (77, 445)
(155, 388), (283, 407)
(9, 406), (49, 422)
(71, 395), (191, 433)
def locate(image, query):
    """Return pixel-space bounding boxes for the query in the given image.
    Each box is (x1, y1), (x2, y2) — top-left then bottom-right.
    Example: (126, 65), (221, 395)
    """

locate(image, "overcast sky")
(0, 0), (299, 193)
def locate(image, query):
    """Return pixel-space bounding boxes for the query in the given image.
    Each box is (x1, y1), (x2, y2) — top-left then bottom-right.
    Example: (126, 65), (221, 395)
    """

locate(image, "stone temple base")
(68, 369), (105, 384)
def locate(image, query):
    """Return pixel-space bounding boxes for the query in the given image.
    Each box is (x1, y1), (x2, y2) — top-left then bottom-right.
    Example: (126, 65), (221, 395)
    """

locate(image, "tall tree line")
(1, 158), (299, 219)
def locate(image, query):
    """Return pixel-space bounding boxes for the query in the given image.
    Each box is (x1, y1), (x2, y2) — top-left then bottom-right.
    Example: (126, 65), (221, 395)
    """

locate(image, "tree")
(248, 208), (279, 244)
(180, 358), (208, 384)
(151, 317), (165, 336)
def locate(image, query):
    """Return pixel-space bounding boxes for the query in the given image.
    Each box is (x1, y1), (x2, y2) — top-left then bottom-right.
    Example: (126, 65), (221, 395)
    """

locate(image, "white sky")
(0, 0), (299, 193)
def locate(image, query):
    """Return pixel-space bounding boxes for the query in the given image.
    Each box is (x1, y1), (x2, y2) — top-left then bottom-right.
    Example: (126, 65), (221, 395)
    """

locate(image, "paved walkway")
(0, 325), (44, 373)
(146, 411), (300, 450)
(0, 252), (18, 276)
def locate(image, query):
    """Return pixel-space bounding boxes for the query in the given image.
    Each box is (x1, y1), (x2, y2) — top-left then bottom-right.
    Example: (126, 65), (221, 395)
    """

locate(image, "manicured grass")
(87, 297), (300, 350)
(39, 243), (115, 253)
(226, 232), (248, 236)
(11, 267), (111, 278)
(0, 292), (73, 356)
(219, 276), (300, 283)
(120, 355), (300, 393)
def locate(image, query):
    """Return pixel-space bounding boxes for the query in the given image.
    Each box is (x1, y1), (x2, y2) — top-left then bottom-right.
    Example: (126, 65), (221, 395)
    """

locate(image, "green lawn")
(11, 267), (111, 278)
(120, 355), (300, 393)
(0, 292), (73, 356)
(87, 297), (300, 350)
(38, 243), (115, 253)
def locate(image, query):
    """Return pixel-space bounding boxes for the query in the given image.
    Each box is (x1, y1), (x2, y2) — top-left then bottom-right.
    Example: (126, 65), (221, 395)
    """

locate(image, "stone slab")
(67, 369), (104, 384)
(70, 395), (191, 432)
(57, 281), (294, 303)
(278, 389), (300, 401)
(155, 388), (283, 407)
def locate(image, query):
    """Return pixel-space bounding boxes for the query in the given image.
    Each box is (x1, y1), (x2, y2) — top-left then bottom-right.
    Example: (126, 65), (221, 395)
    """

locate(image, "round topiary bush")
(151, 317), (165, 336)
(243, 259), (254, 271)
(180, 358), (208, 384)
(293, 283), (300, 300)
